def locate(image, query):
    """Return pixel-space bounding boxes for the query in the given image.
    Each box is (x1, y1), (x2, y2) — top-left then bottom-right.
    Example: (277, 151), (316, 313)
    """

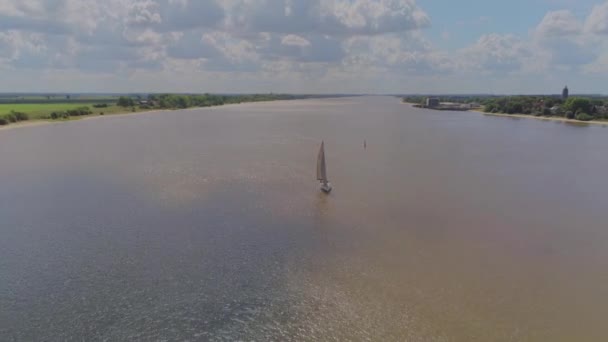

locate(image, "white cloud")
(166, 31), (220, 60)
(156, 0), (224, 31)
(224, 0), (429, 36)
(535, 10), (582, 37)
(344, 33), (451, 74)
(585, 2), (608, 35)
(123, 0), (162, 25)
(458, 34), (538, 73)
(281, 34), (311, 47)
(0, 30), (47, 67)
(0, 0), (431, 76)
(0, 0), (607, 93)
(583, 54), (608, 73)
(324, 0), (430, 35)
(530, 8), (604, 70)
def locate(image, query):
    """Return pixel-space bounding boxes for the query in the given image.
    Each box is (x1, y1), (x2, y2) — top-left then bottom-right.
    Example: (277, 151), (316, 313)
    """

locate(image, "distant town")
(402, 87), (608, 122)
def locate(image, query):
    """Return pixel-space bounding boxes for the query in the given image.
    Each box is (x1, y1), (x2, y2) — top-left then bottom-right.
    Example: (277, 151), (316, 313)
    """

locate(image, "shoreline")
(0, 108), (170, 132)
(0, 98), (315, 132)
(402, 102), (608, 126)
(472, 109), (608, 126)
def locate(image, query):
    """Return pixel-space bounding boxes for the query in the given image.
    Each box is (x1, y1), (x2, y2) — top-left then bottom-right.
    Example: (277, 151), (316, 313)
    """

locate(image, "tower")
(562, 86), (569, 101)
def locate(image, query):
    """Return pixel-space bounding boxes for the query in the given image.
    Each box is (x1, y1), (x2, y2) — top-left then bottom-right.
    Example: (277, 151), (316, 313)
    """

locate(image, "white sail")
(317, 141), (328, 182)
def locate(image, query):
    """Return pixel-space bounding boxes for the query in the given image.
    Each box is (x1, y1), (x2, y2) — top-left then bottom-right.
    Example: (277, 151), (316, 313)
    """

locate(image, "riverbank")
(0, 93), (339, 131)
(0, 107), (167, 132)
(408, 102), (476, 111)
(0, 98), (326, 132)
(402, 102), (608, 126)
(473, 110), (608, 126)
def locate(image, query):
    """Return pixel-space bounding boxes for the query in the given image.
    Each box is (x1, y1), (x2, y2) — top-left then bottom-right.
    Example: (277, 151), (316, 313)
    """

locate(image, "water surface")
(1, 97), (607, 341)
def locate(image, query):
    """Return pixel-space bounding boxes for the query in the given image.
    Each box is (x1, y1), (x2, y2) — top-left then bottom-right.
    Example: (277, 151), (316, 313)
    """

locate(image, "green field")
(0, 103), (131, 120)
(0, 95), (119, 103)
(0, 94), (303, 126)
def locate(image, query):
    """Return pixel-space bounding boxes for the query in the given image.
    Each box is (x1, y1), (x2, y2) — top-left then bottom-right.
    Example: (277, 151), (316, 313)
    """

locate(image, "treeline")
(403, 95), (608, 122)
(50, 107), (93, 120)
(402, 96), (488, 104)
(0, 93), (345, 127)
(0, 106), (95, 126)
(116, 94), (306, 110)
(483, 96), (607, 121)
(484, 96), (558, 114)
(0, 111), (29, 125)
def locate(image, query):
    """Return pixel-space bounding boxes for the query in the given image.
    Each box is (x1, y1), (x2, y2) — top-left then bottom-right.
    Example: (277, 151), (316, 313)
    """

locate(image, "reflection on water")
(1, 97), (608, 341)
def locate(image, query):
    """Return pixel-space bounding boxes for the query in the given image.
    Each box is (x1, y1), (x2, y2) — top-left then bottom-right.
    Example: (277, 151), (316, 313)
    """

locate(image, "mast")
(317, 141), (328, 183)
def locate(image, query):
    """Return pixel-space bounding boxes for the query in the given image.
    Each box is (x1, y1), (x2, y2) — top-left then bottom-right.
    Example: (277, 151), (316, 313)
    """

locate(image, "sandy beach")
(401, 102), (608, 126)
(474, 110), (608, 126)
(0, 108), (171, 132)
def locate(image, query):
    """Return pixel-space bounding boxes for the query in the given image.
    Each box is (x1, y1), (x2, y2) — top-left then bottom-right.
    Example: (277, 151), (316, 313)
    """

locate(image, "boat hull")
(320, 183), (332, 193)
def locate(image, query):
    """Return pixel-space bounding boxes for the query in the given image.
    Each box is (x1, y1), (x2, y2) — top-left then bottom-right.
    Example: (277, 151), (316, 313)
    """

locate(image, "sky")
(1, 0), (607, 94)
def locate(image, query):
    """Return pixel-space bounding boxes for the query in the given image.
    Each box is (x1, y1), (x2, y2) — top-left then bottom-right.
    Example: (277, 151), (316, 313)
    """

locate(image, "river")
(1, 96), (607, 341)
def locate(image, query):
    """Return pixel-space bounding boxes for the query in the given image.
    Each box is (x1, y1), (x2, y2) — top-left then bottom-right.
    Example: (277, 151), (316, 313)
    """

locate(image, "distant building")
(562, 86), (569, 101)
(550, 105), (562, 115)
(426, 98), (440, 108)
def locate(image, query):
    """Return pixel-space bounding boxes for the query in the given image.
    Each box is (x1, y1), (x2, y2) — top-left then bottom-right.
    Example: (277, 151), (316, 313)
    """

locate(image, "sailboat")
(317, 141), (332, 193)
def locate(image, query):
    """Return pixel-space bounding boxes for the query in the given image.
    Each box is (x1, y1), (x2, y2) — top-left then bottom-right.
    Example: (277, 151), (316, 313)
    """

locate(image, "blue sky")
(0, 0), (607, 94)
(422, 0), (595, 46)
(423, 0), (549, 47)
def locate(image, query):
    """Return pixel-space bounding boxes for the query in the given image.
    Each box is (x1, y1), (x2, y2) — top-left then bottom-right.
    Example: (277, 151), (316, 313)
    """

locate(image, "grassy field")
(0, 95), (120, 103)
(0, 103), (134, 120)
(1, 93), (299, 127)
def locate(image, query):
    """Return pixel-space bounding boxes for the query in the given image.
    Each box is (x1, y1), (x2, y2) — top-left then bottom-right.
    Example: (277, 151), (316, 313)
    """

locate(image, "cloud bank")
(0, 0), (607, 93)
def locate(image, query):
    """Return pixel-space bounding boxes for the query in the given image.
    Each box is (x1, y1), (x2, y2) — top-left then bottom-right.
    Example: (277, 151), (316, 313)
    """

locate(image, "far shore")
(0, 108), (171, 132)
(402, 101), (608, 126)
(0, 98), (310, 132)
(473, 109), (608, 126)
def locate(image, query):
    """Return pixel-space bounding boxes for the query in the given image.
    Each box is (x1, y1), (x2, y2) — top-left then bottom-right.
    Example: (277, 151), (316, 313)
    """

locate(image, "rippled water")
(1, 97), (608, 341)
